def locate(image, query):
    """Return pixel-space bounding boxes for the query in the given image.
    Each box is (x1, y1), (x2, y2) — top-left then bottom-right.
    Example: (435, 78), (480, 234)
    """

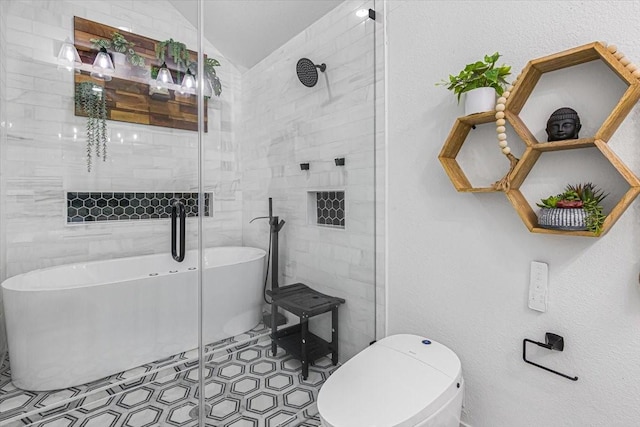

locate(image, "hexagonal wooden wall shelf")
(506, 140), (640, 237)
(439, 41), (640, 237)
(438, 111), (501, 192)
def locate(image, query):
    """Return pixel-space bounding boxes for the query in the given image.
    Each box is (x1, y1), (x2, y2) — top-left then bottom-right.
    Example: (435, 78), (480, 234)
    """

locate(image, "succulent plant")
(537, 182), (608, 234)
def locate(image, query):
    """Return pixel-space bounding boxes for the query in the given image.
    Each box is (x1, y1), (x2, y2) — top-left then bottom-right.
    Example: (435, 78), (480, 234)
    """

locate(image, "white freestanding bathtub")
(1, 246), (266, 391)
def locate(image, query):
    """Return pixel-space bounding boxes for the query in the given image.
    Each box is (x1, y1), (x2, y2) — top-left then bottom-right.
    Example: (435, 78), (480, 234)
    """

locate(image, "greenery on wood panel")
(90, 31), (146, 68)
(74, 82), (108, 172)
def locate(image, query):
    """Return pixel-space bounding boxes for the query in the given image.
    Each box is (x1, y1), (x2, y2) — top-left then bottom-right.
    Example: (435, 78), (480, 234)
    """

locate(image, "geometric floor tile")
(1, 321), (336, 427)
(0, 322), (269, 427)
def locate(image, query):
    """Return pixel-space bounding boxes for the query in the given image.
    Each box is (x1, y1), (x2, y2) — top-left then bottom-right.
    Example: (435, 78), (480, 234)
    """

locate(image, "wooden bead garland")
(601, 42), (640, 82)
(495, 82), (514, 156)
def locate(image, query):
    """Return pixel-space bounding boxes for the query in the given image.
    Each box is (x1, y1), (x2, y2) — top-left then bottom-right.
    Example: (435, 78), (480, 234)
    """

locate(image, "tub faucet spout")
(249, 216), (270, 223)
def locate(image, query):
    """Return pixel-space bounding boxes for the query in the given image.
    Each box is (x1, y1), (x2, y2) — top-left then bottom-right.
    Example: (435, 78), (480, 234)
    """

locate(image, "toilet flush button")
(422, 339), (431, 345)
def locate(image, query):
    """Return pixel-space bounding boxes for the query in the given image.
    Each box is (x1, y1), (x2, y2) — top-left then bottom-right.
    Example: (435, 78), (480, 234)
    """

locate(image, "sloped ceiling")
(169, 0), (345, 72)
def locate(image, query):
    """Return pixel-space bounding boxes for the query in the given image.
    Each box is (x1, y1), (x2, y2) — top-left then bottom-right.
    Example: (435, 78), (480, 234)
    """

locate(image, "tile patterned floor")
(0, 324), (335, 427)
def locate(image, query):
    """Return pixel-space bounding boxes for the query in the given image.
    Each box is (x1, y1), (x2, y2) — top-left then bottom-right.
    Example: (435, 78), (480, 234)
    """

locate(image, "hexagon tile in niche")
(66, 192), (212, 223)
(439, 41), (640, 237)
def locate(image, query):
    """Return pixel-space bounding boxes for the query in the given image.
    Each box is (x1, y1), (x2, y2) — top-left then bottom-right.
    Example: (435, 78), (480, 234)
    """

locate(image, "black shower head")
(296, 58), (326, 87)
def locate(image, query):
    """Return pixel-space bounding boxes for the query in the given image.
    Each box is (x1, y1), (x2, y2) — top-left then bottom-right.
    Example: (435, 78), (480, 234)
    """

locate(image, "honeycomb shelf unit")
(439, 42), (640, 237)
(438, 111), (502, 193)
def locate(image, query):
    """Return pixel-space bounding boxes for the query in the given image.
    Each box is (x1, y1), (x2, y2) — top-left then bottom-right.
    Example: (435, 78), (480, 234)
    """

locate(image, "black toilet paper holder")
(522, 332), (578, 381)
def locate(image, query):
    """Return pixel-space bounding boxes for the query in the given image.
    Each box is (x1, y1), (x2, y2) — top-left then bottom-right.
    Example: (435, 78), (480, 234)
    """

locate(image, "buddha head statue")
(545, 107), (581, 142)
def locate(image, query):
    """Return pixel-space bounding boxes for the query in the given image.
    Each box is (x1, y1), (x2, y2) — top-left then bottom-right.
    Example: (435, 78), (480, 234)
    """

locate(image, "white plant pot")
(464, 87), (496, 115)
(112, 52), (126, 65)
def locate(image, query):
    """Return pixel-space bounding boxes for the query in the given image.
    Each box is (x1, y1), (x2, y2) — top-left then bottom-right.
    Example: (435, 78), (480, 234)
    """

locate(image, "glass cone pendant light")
(90, 47), (114, 81)
(156, 62), (174, 87)
(180, 69), (196, 94)
(57, 37), (82, 72)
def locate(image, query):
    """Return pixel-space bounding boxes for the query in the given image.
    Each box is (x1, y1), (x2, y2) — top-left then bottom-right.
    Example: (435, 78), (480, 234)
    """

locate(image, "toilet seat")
(317, 334), (462, 427)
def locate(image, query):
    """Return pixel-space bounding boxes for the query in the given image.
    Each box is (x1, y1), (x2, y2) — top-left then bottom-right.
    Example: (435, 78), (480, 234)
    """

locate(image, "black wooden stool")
(267, 283), (345, 379)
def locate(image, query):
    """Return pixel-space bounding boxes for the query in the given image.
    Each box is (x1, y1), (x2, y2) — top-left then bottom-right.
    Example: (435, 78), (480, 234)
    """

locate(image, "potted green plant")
(536, 182), (608, 234)
(155, 39), (190, 80)
(437, 52), (511, 115)
(74, 82), (108, 172)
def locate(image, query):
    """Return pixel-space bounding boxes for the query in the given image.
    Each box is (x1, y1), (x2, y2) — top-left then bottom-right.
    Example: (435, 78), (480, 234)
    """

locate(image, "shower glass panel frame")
(0, 0), (383, 425)
(0, 0), (206, 425)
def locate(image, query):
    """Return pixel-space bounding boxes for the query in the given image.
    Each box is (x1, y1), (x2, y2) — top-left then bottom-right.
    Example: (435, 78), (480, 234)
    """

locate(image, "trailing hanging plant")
(74, 82), (108, 172)
(155, 39), (190, 80)
(204, 57), (222, 97)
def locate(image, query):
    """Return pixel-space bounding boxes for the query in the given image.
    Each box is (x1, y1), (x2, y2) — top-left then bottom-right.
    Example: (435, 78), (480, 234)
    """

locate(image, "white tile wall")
(2, 0), (243, 278)
(1, 0), (385, 366)
(240, 0), (384, 361)
(0, 0), (9, 357)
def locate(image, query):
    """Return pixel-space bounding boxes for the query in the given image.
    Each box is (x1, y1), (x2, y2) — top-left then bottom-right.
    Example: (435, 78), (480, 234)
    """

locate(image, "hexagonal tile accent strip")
(283, 388), (313, 409)
(231, 377), (260, 396)
(439, 41), (640, 237)
(66, 192), (211, 223)
(246, 392), (277, 415)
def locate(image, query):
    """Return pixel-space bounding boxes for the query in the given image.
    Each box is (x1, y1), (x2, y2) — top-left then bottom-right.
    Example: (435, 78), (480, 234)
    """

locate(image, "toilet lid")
(317, 335), (461, 427)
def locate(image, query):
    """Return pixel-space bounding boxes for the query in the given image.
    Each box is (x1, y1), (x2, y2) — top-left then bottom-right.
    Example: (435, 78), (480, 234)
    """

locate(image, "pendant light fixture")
(180, 69), (196, 94)
(90, 47), (114, 81)
(57, 37), (82, 72)
(156, 62), (174, 87)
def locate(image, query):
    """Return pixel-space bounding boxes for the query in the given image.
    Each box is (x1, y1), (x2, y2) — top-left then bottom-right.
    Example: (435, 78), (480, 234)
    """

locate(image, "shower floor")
(0, 322), (335, 427)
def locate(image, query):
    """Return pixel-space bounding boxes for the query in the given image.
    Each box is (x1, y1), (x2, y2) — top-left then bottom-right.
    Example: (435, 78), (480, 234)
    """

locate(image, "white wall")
(2, 0), (243, 278)
(0, 0), (9, 357)
(241, 0), (383, 360)
(386, 1), (640, 426)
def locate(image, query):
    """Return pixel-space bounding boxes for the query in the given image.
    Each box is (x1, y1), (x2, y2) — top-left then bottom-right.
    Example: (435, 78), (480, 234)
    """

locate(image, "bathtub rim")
(1, 246), (266, 292)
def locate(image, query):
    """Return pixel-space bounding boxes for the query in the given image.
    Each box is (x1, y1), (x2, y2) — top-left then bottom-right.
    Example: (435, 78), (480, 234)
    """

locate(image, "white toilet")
(317, 334), (464, 427)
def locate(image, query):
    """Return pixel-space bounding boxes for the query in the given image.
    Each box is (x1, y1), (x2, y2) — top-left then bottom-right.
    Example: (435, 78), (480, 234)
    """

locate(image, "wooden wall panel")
(73, 16), (207, 132)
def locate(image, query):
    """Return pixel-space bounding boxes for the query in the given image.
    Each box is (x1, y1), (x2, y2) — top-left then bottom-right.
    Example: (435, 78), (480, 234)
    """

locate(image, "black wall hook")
(523, 333), (578, 381)
(300, 163), (310, 171)
(334, 157), (345, 166)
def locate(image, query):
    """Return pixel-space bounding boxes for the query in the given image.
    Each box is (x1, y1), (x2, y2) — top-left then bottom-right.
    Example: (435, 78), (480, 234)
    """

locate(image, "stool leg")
(301, 316), (309, 380)
(271, 303), (277, 356)
(331, 307), (339, 365)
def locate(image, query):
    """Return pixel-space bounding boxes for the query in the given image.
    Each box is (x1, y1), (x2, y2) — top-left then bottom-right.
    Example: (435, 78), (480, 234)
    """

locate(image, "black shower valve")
(334, 157), (345, 166)
(300, 162), (310, 171)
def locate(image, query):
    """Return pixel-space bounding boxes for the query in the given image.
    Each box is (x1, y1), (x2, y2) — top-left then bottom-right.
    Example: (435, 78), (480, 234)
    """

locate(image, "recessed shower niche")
(307, 190), (346, 229)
